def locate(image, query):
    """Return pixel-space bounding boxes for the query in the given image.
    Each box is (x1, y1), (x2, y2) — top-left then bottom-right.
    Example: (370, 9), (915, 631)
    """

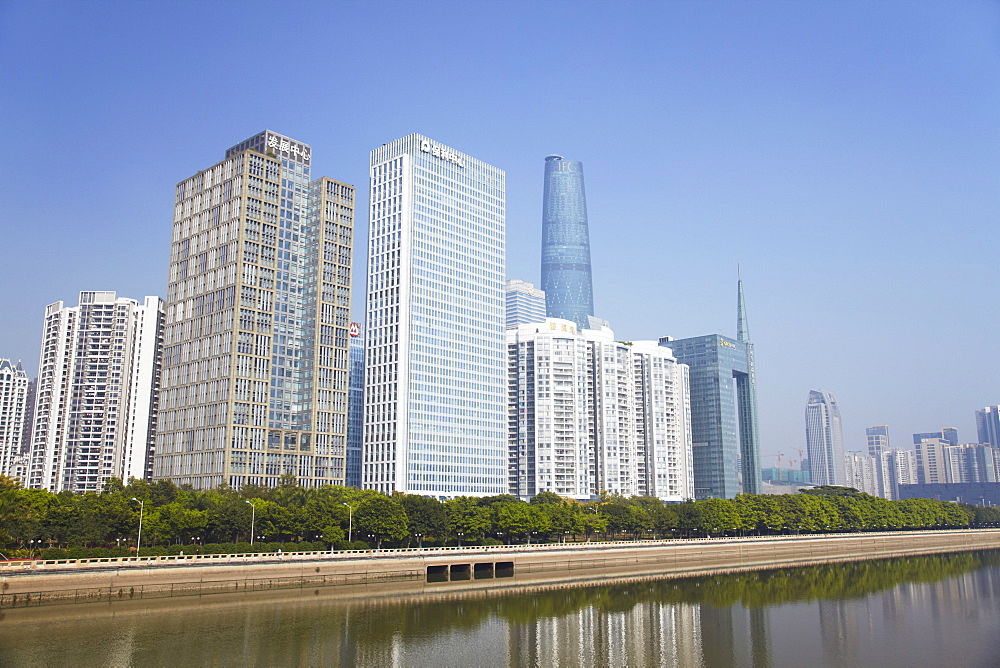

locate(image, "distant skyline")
(1, 1), (998, 462)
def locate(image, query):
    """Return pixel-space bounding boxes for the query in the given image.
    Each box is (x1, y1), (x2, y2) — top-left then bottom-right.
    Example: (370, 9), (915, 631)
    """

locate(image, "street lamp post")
(246, 500), (256, 546)
(342, 503), (354, 542)
(130, 498), (144, 558)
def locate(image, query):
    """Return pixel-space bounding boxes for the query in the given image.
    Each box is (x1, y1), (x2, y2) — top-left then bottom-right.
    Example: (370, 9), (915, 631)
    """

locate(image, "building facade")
(507, 319), (692, 501)
(843, 451), (880, 496)
(804, 390), (845, 486)
(913, 428), (958, 448)
(29, 292), (164, 493)
(346, 332), (364, 487)
(976, 406), (1000, 447)
(154, 131), (354, 489)
(505, 279), (546, 329)
(657, 281), (761, 499)
(866, 425), (890, 497)
(541, 155), (594, 330)
(363, 134), (506, 496)
(0, 359), (29, 481)
(914, 438), (949, 484)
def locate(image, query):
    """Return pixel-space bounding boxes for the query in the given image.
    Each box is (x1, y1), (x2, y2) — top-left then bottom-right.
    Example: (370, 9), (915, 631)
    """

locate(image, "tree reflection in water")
(3, 550), (1000, 667)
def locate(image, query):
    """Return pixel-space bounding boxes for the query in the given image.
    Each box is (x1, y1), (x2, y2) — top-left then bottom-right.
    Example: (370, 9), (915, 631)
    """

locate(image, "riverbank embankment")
(3, 529), (999, 609)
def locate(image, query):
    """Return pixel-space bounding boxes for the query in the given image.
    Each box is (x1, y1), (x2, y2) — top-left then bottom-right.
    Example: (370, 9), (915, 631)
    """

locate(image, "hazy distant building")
(507, 318), (693, 501)
(805, 390), (845, 486)
(866, 425), (890, 497)
(844, 451), (879, 496)
(913, 428), (958, 449)
(29, 292), (164, 493)
(541, 155), (594, 330)
(155, 131), (355, 489)
(657, 279), (761, 499)
(883, 448), (917, 499)
(914, 438), (950, 484)
(0, 359), (29, 481)
(976, 406), (1000, 447)
(505, 279), (546, 328)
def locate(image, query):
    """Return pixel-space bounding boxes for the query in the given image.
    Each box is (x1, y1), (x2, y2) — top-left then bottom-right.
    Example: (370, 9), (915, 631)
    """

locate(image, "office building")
(154, 131), (355, 489)
(976, 406), (1000, 447)
(913, 428), (958, 448)
(0, 359), (29, 480)
(866, 425), (890, 497)
(505, 279), (546, 328)
(364, 134), (506, 496)
(507, 318), (692, 501)
(658, 279), (761, 499)
(346, 331), (364, 487)
(541, 155), (594, 330)
(29, 292), (164, 493)
(914, 437), (949, 484)
(805, 390), (845, 486)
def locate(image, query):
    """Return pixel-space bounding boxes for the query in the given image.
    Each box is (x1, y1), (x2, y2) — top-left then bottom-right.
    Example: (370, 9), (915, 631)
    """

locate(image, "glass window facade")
(541, 155), (594, 330)
(364, 134), (506, 496)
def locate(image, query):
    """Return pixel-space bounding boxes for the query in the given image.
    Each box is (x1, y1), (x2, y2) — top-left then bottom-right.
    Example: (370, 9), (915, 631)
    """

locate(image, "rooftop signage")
(265, 133), (311, 164)
(419, 140), (465, 168)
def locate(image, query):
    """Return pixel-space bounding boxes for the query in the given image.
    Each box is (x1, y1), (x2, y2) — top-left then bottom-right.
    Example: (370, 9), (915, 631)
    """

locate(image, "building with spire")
(540, 155), (594, 330)
(657, 279), (762, 498)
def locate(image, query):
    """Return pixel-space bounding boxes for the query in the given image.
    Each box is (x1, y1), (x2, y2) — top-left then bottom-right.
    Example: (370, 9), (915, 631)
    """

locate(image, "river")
(2, 550), (999, 666)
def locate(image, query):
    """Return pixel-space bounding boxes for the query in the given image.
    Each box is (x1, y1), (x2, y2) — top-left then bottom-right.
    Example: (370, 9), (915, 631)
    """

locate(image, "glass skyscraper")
(364, 134), (507, 496)
(541, 155), (594, 330)
(658, 280), (761, 499)
(977, 406), (1000, 447)
(346, 333), (364, 487)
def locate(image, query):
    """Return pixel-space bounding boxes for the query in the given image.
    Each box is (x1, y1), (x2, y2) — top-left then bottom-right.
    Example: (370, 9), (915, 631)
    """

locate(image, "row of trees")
(0, 476), (989, 559)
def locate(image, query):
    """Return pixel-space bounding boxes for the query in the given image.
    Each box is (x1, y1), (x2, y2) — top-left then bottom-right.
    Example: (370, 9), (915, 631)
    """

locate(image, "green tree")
(355, 495), (408, 548)
(399, 494), (447, 545)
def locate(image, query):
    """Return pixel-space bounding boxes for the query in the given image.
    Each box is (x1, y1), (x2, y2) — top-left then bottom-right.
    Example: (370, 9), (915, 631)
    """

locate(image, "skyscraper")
(505, 279), (546, 328)
(866, 425), (890, 497)
(976, 406), (1000, 447)
(346, 331), (364, 488)
(507, 318), (693, 501)
(913, 428), (958, 448)
(29, 292), (164, 493)
(154, 131), (355, 489)
(657, 280), (761, 499)
(364, 134), (506, 496)
(805, 390), (845, 486)
(541, 155), (594, 330)
(0, 359), (29, 481)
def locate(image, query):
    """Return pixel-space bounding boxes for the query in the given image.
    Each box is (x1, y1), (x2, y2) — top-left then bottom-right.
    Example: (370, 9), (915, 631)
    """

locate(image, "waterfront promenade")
(3, 529), (999, 609)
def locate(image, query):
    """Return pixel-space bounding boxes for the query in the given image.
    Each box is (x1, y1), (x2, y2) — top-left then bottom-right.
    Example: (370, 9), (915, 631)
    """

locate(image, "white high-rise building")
(805, 390), (845, 486)
(155, 131), (355, 489)
(883, 448), (917, 499)
(843, 451), (879, 496)
(0, 359), (29, 481)
(507, 318), (693, 501)
(866, 425), (890, 498)
(505, 279), (546, 328)
(29, 292), (164, 493)
(364, 134), (506, 496)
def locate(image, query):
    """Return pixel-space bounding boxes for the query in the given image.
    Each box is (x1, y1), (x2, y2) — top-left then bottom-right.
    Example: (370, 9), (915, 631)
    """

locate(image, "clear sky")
(2, 0), (998, 464)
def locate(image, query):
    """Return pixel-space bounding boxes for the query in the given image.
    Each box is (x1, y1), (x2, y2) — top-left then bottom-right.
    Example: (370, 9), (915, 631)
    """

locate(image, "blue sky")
(2, 0), (998, 463)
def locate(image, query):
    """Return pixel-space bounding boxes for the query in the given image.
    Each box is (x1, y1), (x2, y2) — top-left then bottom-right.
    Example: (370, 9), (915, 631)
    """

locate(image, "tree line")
(0, 476), (992, 560)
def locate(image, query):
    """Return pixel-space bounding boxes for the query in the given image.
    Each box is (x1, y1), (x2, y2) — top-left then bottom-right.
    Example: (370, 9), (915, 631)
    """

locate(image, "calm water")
(3, 551), (1000, 667)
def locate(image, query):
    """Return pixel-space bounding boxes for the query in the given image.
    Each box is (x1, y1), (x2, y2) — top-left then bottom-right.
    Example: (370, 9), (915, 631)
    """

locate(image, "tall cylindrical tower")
(541, 155), (594, 330)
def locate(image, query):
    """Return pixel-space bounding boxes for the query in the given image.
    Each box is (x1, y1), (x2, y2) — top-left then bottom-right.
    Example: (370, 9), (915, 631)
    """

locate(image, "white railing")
(2, 528), (993, 573)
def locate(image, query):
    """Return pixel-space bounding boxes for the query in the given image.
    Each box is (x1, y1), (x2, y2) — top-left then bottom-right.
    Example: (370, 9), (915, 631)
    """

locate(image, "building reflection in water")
(3, 551), (1000, 667)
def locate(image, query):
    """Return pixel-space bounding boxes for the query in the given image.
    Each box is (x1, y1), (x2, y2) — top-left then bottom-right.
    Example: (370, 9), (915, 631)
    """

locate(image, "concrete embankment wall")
(3, 530), (999, 609)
